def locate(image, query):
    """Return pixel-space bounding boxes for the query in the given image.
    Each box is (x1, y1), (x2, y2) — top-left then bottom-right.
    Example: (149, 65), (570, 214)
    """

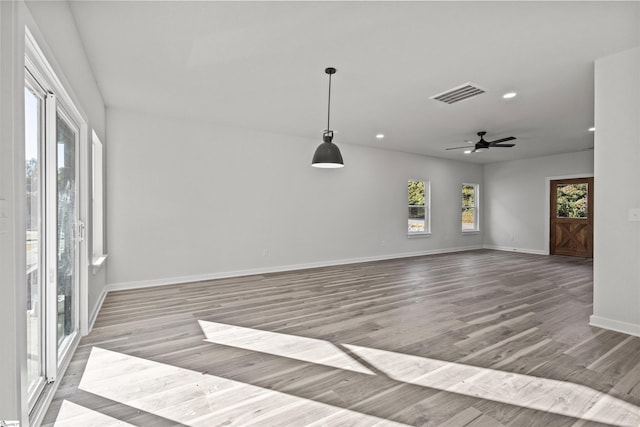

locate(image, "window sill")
(408, 232), (432, 239)
(92, 254), (108, 274)
(462, 230), (481, 235)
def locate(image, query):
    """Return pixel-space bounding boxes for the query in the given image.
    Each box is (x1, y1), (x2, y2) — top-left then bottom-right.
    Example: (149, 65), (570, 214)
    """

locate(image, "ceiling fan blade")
(464, 139), (475, 144)
(491, 143), (515, 147)
(488, 136), (516, 144)
(446, 146), (471, 150)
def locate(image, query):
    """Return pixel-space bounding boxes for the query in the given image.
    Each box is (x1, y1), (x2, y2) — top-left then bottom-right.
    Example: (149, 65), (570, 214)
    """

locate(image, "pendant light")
(312, 67), (344, 168)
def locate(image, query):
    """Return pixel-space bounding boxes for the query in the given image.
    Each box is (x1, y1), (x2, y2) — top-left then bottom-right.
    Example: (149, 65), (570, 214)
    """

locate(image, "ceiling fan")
(446, 131), (516, 154)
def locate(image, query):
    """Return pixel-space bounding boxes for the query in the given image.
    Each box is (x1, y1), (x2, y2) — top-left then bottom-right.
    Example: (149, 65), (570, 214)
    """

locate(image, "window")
(462, 183), (479, 232)
(555, 183), (588, 218)
(91, 131), (107, 271)
(408, 180), (430, 235)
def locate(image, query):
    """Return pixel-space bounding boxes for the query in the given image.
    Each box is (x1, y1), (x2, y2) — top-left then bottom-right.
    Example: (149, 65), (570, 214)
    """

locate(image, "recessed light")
(588, 127), (595, 132)
(376, 134), (385, 139)
(464, 150), (472, 154)
(503, 92), (517, 99)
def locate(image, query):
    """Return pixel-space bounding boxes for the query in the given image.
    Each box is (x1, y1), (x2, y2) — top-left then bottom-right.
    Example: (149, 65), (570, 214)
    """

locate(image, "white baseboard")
(483, 245), (548, 256)
(589, 315), (640, 338)
(106, 245), (484, 292)
(88, 288), (108, 332)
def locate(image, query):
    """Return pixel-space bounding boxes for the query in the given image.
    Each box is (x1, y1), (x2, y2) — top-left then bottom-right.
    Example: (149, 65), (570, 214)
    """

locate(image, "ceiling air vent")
(430, 82), (486, 104)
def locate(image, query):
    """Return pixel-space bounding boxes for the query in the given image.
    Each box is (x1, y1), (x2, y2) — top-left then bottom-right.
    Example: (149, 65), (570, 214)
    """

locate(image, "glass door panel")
(56, 112), (79, 355)
(25, 83), (46, 405)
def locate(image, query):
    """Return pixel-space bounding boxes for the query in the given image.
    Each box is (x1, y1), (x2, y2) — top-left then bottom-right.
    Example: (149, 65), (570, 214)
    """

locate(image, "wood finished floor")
(42, 250), (640, 427)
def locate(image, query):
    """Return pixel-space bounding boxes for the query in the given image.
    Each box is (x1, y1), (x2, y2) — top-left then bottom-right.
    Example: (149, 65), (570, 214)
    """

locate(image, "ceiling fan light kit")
(446, 131), (516, 154)
(312, 67), (344, 168)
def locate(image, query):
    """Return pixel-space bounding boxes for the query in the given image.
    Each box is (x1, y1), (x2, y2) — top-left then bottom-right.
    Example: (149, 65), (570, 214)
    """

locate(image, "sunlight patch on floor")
(77, 346), (406, 427)
(198, 320), (375, 375)
(54, 400), (136, 426)
(68, 322), (640, 426)
(197, 321), (640, 425)
(343, 344), (640, 427)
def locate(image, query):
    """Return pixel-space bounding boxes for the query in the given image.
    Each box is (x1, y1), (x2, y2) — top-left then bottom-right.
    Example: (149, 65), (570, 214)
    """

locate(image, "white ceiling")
(69, 1), (639, 163)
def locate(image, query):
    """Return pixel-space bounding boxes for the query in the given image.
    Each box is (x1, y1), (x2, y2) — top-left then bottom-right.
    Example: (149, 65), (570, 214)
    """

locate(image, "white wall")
(592, 47), (640, 337)
(106, 108), (484, 288)
(483, 150), (594, 254)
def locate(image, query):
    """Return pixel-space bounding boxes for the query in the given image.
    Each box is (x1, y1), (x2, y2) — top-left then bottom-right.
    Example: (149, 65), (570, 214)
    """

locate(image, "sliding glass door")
(25, 72), (81, 411)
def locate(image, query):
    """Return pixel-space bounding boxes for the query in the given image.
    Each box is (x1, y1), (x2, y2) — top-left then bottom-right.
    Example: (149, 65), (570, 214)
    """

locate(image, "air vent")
(430, 83), (486, 104)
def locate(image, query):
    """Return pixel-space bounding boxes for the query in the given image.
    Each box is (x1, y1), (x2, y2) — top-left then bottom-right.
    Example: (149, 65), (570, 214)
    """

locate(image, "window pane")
(408, 217), (425, 233)
(409, 206), (425, 219)
(56, 113), (77, 350)
(25, 86), (44, 396)
(408, 181), (425, 205)
(462, 184), (475, 207)
(462, 207), (475, 230)
(92, 134), (104, 259)
(408, 206), (426, 232)
(556, 183), (588, 218)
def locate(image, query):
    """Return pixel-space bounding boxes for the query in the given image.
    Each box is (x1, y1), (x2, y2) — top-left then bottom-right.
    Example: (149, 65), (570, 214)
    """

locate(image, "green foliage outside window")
(556, 184), (588, 218)
(462, 184), (475, 207)
(408, 181), (425, 206)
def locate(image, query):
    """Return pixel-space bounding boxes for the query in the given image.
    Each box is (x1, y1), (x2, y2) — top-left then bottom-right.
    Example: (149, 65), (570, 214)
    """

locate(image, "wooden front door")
(550, 177), (593, 258)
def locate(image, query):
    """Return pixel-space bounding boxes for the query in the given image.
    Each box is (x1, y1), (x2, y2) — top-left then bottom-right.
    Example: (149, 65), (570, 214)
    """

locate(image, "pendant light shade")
(312, 67), (344, 168)
(312, 131), (343, 168)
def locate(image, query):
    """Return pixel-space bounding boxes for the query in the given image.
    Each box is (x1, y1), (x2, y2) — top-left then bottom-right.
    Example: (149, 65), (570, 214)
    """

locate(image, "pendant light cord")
(327, 72), (332, 132)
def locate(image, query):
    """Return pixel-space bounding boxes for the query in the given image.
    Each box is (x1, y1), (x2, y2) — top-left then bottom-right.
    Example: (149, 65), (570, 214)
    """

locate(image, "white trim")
(91, 254), (108, 275)
(79, 120), (89, 336)
(589, 315), (640, 338)
(544, 173), (594, 255)
(407, 232), (432, 239)
(43, 92), (57, 383)
(91, 132), (105, 276)
(483, 245), (548, 256)
(88, 287), (107, 332)
(107, 246), (484, 292)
